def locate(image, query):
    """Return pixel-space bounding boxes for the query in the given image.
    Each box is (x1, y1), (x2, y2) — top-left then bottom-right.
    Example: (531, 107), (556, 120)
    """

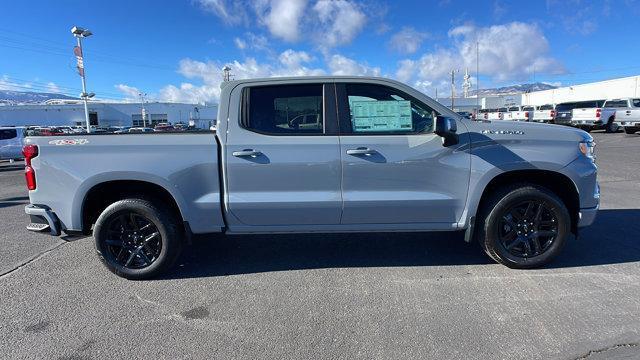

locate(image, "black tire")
(94, 198), (182, 280)
(477, 184), (571, 269)
(624, 127), (639, 135)
(605, 117), (617, 133)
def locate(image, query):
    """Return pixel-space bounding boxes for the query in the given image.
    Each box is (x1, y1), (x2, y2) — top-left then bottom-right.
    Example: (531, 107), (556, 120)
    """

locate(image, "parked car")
(456, 111), (472, 119)
(487, 107), (507, 120)
(476, 109), (490, 120)
(506, 106), (534, 121)
(532, 104), (555, 123)
(554, 101), (605, 126)
(128, 127), (155, 133)
(0, 126), (26, 160)
(571, 99), (621, 132)
(23, 76), (599, 279)
(113, 127), (132, 134)
(606, 98), (640, 134)
(154, 124), (176, 132)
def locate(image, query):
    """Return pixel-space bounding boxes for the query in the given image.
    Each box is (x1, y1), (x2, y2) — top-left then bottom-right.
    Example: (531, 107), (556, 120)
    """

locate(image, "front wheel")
(94, 198), (182, 280)
(477, 184), (571, 269)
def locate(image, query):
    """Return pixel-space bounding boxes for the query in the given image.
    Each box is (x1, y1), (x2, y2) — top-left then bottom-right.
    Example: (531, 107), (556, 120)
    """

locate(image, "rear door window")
(604, 100), (629, 108)
(242, 84), (324, 135)
(0, 129), (18, 140)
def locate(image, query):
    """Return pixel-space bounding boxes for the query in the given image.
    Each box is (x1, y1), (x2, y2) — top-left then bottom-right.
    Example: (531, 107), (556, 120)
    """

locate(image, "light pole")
(139, 92), (148, 128)
(71, 26), (93, 133)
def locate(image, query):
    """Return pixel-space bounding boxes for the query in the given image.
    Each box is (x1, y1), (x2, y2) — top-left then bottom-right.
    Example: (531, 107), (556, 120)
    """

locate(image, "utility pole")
(476, 40), (480, 108)
(139, 92), (148, 128)
(449, 69), (459, 110)
(71, 26), (94, 133)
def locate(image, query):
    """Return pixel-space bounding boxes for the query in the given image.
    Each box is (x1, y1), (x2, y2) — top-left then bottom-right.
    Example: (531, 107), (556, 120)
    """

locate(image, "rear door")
(336, 82), (470, 227)
(224, 83), (343, 227)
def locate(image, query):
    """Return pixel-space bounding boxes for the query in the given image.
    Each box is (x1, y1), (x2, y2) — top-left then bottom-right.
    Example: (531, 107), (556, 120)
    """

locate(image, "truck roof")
(221, 76), (408, 89)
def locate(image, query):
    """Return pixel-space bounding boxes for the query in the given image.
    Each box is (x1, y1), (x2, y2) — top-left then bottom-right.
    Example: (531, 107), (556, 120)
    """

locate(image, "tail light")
(595, 108), (601, 119)
(525, 112), (530, 119)
(550, 110), (556, 119)
(484, 113), (488, 120)
(22, 144), (38, 190)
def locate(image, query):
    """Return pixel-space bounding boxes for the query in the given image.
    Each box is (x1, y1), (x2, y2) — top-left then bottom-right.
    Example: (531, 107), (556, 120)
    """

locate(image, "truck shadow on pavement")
(161, 209), (640, 280)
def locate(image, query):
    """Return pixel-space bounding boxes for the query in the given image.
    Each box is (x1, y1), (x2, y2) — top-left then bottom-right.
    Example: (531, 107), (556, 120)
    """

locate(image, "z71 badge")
(48, 139), (89, 146)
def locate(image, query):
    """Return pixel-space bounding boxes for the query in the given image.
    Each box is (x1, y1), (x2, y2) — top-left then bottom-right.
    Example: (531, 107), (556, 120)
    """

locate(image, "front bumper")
(25, 205), (61, 236)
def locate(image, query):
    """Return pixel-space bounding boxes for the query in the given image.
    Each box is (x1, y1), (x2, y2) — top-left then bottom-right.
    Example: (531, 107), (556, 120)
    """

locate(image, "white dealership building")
(0, 100), (217, 129)
(441, 75), (640, 112)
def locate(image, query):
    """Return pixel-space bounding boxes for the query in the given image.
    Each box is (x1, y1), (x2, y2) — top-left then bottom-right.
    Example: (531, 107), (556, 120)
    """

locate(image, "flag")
(74, 46), (84, 77)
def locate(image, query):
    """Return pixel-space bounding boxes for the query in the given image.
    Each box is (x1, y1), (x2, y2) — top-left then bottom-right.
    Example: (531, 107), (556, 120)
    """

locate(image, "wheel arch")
(474, 169), (580, 235)
(80, 179), (185, 234)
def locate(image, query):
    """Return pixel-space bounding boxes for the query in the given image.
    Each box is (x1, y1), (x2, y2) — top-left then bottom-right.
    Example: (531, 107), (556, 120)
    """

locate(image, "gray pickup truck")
(23, 76), (599, 279)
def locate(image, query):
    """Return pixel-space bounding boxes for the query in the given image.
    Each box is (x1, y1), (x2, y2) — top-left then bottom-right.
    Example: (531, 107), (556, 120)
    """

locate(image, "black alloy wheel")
(498, 200), (558, 258)
(104, 213), (162, 269)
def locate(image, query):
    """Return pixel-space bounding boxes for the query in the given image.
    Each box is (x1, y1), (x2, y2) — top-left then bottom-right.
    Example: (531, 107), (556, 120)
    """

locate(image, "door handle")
(233, 149), (262, 158)
(346, 147), (377, 156)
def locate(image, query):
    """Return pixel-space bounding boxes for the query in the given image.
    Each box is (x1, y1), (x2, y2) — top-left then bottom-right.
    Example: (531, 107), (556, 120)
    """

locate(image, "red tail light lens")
(25, 165), (36, 190)
(22, 144), (38, 190)
(22, 144), (38, 166)
(550, 110), (556, 119)
(596, 108), (601, 119)
(525, 112), (530, 119)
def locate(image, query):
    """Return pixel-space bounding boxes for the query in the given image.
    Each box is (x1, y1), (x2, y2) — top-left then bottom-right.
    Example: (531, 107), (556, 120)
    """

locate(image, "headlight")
(579, 141), (596, 161)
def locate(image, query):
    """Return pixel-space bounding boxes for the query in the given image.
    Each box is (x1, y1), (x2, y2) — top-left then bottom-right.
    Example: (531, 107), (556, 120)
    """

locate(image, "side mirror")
(435, 116), (459, 147)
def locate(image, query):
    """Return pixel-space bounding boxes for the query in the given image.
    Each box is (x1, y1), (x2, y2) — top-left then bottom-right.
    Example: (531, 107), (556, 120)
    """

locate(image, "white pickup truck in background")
(532, 104), (555, 123)
(487, 107), (508, 120)
(612, 98), (640, 134)
(571, 99), (625, 132)
(506, 106), (534, 121)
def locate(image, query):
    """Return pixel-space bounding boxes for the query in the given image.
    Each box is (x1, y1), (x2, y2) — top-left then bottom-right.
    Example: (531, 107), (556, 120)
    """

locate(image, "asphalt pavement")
(1, 131), (639, 360)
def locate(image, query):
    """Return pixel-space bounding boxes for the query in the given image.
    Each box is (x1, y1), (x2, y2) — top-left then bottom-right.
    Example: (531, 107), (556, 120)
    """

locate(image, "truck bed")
(24, 133), (224, 234)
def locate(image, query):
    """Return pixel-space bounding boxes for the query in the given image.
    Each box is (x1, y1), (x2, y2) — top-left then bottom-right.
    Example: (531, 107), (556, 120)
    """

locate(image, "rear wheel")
(477, 184), (570, 269)
(94, 198), (182, 280)
(624, 127), (639, 135)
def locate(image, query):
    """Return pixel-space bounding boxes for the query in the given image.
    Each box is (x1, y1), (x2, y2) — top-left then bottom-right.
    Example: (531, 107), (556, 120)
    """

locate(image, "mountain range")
(0, 90), (78, 105)
(468, 82), (558, 97)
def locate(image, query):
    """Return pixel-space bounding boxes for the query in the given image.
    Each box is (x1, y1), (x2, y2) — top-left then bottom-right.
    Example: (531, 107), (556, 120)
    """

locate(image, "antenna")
(222, 66), (232, 82)
(462, 68), (472, 98)
(449, 69), (459, 110)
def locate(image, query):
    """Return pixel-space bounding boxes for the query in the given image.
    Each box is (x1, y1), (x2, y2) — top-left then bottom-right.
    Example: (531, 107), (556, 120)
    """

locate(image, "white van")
(0, 126), (26, 161)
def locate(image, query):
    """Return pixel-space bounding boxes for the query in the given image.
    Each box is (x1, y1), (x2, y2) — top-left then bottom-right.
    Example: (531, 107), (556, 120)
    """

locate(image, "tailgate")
(572, 108), (597, 120)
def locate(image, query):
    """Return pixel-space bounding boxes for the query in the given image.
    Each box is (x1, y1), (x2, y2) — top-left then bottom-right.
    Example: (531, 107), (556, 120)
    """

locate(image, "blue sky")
(1, 0), (639, 103)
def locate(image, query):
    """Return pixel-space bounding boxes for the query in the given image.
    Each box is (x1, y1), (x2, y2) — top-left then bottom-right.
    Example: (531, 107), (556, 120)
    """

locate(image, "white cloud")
(46, 82), (62, 94)
(396, 22), (565, 94)
(159, 50), (325, 103)
(313, 0), (366, 51)
(115, 84), (141, 99)
(0, 75), (32, 92)
(389, 27), (428, 55)
(234, 37), (247, 50)
(196, 0), (247, 25)
(328, 55), (380, 76)
(254, 0), (307, 42)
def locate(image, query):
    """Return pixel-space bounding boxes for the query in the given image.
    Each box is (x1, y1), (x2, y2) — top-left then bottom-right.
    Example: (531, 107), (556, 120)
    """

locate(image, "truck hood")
(465, 119), (592, 143)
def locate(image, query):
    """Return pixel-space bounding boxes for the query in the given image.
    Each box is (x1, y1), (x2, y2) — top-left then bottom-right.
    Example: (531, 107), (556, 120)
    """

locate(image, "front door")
(224, 83), (342, 227)
(336, 82), (470, 226)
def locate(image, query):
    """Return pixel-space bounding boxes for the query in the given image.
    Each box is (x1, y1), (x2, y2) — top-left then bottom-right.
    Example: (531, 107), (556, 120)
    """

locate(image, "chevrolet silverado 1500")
(23, 76), (599, 279)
